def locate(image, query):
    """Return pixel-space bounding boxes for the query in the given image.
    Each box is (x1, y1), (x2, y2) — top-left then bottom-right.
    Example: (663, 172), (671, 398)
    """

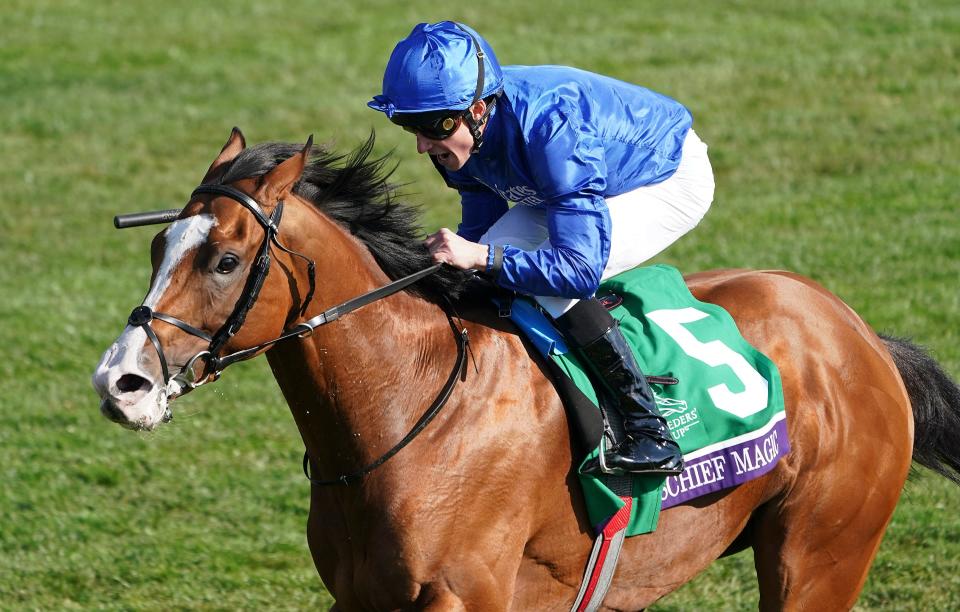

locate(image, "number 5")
(647, 307), (768, 418)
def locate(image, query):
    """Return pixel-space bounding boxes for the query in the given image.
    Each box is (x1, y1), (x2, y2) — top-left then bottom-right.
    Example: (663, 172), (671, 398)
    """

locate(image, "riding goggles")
(390, 110), (466, 140)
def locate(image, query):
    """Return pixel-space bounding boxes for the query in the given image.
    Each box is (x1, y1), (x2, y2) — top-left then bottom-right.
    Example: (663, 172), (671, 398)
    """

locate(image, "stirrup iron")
(595, 430), (621, 476)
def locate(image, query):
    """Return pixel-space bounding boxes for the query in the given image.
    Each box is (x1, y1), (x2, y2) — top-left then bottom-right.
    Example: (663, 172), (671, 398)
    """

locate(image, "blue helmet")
(368, 21), (503, 118)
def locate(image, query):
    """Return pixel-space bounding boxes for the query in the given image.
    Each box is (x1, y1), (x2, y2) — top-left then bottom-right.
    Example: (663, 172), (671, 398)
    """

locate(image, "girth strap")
(571, 496), (632, 612)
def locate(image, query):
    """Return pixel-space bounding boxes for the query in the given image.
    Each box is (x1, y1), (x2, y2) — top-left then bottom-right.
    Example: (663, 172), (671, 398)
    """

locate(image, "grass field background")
(2, 0), (958, 609)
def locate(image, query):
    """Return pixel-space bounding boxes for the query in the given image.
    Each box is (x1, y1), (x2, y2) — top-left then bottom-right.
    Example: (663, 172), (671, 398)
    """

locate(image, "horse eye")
(215, 254), (240, 274)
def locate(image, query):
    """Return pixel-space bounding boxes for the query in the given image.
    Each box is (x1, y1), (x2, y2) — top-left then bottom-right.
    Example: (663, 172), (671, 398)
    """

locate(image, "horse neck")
(267, 201), (457, 476)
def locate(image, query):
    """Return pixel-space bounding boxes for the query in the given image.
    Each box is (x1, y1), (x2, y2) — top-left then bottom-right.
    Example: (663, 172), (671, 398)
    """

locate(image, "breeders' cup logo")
(657, 396), (701, 440)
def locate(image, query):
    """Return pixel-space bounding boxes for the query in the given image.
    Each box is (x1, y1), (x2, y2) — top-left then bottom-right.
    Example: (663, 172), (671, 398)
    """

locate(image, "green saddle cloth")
(545, 265), (788, 536)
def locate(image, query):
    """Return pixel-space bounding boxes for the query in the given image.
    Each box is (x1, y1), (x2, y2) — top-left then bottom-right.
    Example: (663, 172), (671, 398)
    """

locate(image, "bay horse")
(92, 129), (960, 610)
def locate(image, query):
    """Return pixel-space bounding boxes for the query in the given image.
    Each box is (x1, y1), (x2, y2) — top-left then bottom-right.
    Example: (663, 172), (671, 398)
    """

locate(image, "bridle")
(122, 182), (470, 485)
(127, 183), (318, 391)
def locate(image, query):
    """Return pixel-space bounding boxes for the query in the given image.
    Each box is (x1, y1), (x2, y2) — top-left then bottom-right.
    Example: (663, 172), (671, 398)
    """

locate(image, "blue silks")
(447, 66), (693, 298)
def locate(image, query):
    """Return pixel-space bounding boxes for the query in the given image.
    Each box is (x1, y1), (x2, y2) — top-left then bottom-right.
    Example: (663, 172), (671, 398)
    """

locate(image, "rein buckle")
(175, 350), (214, 391)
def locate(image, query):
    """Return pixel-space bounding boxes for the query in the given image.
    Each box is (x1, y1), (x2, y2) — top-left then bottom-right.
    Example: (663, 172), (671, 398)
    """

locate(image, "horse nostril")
(116, 373), (151, 394)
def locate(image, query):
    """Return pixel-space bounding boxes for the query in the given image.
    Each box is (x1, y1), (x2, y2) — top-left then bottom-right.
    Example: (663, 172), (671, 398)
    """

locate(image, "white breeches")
(479, 128), (716, 318)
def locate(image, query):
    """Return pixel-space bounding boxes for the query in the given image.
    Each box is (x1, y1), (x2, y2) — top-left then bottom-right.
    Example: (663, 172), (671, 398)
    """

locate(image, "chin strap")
(465, 93), (500, 153)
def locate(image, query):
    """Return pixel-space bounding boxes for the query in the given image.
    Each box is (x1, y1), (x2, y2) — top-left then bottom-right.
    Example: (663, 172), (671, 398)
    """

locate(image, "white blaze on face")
(92, 214), (217, 429)
(144, 214), (218, 307)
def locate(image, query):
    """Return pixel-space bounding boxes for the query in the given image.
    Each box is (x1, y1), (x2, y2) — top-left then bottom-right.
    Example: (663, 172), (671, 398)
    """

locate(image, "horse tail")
(881, 334), (960, 485)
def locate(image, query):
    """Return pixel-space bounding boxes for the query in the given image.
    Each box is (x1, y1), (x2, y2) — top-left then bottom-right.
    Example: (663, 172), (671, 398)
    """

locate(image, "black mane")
(217, 134), (472, 301)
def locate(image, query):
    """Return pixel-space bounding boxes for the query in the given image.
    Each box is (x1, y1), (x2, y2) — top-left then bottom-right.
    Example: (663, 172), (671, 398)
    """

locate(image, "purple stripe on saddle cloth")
(661, 413), (790, 509)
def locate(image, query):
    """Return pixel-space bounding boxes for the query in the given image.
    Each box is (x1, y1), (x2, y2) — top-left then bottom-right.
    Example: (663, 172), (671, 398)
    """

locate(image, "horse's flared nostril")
(117, 373), (152, 394)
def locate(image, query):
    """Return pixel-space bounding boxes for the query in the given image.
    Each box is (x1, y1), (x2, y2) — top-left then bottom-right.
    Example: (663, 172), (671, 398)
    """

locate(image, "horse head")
(92, 128), (317, 430)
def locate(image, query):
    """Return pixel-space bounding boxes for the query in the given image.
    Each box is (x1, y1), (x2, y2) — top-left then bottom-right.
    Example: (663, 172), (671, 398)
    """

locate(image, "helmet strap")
(455, 23), (499, 153)
(464, 95), (498, 153)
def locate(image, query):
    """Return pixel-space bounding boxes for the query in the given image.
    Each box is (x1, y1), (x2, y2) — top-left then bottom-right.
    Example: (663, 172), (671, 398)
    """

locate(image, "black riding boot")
(556, 299), (683, 476)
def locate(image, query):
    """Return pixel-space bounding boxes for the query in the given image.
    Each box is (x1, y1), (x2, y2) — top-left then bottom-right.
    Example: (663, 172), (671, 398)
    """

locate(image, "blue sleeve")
(456, 188), (509, 242)
(494, 98), (612, 298)
(496, 194), (611, 298)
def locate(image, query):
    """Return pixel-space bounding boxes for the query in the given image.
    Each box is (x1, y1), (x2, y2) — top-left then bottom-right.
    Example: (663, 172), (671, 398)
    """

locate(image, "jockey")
(369, 21), (715, 476)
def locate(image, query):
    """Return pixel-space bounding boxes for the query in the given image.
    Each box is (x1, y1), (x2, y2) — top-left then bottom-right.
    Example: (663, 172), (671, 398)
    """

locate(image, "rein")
(303, 313), (469, 486)
(198, 260), (449, 373)
(121, 182), (469, 486)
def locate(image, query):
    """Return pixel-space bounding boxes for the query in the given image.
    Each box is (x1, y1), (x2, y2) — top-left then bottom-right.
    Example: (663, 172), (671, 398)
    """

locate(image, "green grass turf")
(1, 0), (958, 609)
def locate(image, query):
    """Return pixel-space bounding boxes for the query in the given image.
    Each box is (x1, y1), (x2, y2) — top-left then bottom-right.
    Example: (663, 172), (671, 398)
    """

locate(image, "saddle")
(493, 265), (789, 530)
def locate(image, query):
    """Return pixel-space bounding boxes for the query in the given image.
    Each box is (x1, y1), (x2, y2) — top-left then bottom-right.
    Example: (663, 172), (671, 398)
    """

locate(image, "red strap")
(575, 496), (632, 612)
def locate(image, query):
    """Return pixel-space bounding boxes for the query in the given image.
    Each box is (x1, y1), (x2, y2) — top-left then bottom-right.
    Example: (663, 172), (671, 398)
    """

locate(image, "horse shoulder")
(456, 313), (575, 469)
(452, 308), (598, 594)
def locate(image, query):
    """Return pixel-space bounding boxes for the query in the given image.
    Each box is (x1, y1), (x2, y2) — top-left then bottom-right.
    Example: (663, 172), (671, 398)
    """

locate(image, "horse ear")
(261, 135), (313, 205)
(200, 127), (246, 184)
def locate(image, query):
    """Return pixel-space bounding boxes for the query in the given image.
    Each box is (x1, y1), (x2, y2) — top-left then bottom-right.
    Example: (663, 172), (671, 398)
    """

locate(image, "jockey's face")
(416, 125), (472, 171)
(413, 100), (486, 172)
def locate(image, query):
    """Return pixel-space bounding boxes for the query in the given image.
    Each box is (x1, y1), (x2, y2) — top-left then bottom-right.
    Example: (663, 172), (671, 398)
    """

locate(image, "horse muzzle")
(92, 335), (175, 431)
